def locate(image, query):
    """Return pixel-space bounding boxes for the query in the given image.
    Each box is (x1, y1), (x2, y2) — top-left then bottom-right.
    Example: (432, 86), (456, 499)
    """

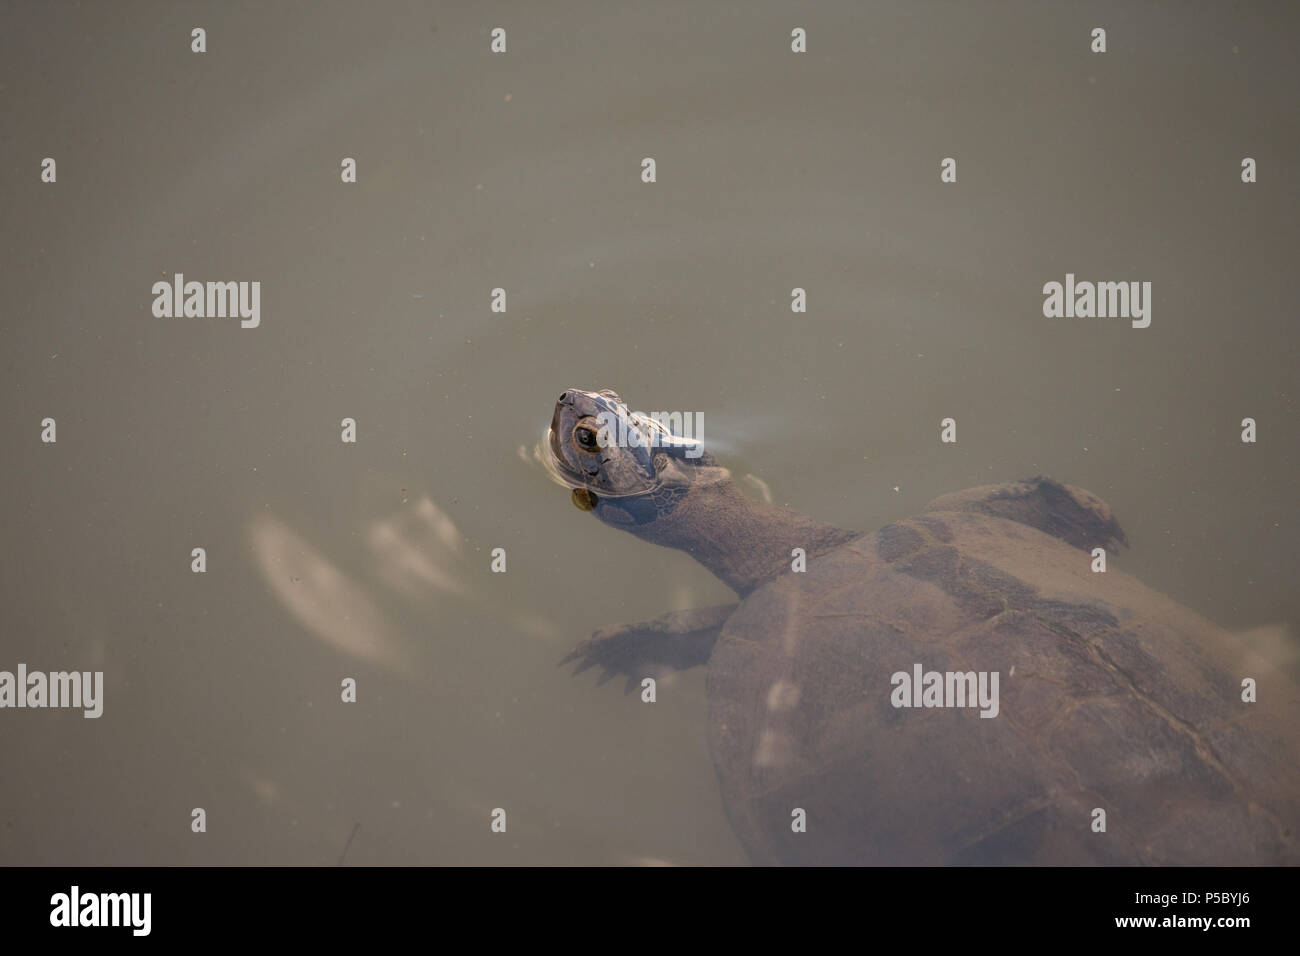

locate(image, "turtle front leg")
(562, 604), (738, 692)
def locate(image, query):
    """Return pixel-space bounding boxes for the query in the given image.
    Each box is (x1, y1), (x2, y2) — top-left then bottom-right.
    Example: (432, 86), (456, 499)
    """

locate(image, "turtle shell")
(705, 506), (1300, 865)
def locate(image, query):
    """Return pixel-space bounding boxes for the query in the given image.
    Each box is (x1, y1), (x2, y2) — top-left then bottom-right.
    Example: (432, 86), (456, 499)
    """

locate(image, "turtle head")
(547, 387), (726, 526)
(545, 387), (856, 594)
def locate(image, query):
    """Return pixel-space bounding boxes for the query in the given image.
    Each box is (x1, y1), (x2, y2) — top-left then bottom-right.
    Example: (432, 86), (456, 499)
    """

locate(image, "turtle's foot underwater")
(562, 604), (738, 693)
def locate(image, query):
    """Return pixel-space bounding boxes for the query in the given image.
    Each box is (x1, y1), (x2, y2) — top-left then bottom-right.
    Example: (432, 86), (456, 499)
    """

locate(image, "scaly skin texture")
(599, 476), (860, 597)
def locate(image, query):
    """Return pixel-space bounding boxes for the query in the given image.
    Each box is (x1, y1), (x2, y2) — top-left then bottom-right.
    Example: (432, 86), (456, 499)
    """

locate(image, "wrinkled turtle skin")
(549, 388), (1300, 865)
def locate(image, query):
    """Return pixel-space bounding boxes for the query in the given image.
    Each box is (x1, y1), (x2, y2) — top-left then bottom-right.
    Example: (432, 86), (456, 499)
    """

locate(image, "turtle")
(548, 387), (1300, 865)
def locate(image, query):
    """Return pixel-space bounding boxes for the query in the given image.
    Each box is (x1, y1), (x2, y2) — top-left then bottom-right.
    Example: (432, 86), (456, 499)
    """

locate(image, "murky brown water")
(2, 1), (1296, 865)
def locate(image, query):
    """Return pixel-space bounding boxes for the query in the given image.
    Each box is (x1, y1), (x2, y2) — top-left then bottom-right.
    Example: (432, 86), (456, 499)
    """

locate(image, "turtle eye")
(574, 424), (600, 452)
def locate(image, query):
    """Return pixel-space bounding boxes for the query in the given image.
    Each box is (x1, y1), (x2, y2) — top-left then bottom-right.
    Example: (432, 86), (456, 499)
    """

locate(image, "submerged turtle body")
(709, 502), (1298, 865)
(548, 388), (1300, 865)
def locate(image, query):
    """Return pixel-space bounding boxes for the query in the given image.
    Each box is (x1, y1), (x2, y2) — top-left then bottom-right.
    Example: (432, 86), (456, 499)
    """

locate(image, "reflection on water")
(251, 514), (410, 670)
(364, 497), (467, 601)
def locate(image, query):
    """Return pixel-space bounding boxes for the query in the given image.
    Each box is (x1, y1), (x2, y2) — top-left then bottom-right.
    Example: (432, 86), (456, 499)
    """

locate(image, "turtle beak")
(548, 388), (605, 484)
(549, 394), (573, 464)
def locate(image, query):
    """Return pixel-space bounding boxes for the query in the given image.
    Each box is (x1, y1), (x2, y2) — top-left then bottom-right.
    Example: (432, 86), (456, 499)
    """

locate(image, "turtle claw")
(562, 623), (652, 681)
